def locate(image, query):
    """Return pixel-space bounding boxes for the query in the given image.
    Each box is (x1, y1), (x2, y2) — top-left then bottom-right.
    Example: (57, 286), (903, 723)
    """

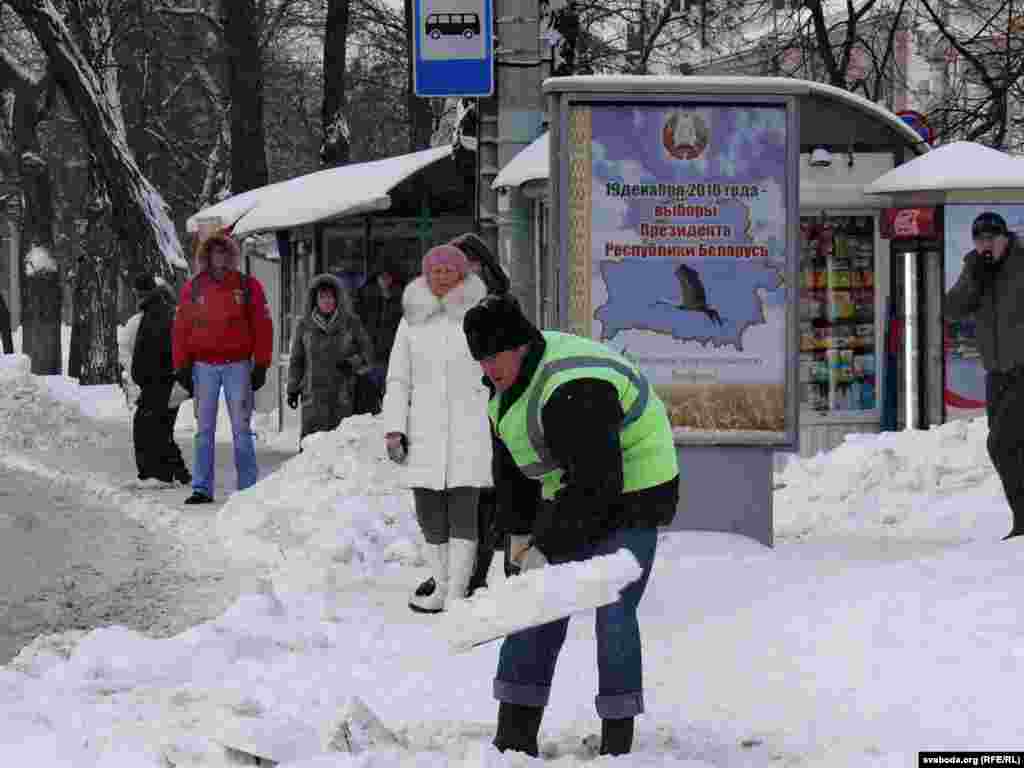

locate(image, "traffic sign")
(413, 0), (494, 97)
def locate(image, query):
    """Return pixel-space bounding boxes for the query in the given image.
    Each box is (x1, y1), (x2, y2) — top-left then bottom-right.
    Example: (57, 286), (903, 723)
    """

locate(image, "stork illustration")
(650, 263), (724, 326)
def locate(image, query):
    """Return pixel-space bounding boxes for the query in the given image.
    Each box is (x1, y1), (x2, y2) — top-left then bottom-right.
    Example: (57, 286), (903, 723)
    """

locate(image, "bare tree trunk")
(0, 50), (61, 374)
(222, 0), (269, 192)
(322, 0), (352, 167)
(6, 0), (185, 281)
(404, 0), (433, 151)
(19, 154), (61, 374)
(73, 171), (120, 385)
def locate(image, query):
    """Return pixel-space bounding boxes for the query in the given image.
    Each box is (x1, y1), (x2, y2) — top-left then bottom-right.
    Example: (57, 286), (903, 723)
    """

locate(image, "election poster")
(566, 102), (794, 441)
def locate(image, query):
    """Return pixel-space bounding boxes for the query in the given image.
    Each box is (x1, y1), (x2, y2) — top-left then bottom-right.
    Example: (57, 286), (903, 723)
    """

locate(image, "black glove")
(967, 250), (997, 275)
(287, 392), (299, 410)
(251, 364), (267, 392)
(174, 367), (194, 397)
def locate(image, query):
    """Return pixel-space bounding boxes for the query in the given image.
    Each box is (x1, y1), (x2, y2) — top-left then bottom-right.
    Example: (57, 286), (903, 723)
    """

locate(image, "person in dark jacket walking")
(946, 211), (1024, 540)
(462, 294), (680, 759)
(354, 265), (405, 413)
(447, 232), (510, 596)
(287, 274), (375, 442)
(130, 274), (191, 485)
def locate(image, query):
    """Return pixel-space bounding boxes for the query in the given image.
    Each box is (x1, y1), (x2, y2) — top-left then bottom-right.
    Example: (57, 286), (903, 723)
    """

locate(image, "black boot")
(599, 717), (634, 756)
(1002, 528), (1024, 541)
(493, 702), (543, 757)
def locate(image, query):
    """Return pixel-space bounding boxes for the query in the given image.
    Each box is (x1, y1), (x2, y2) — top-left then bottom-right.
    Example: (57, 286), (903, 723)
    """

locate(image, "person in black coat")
(449, 233), (510, 595)
(0, 291), (12, 355)
(353, 265), (405, 414)
(131, 274), (191, 485)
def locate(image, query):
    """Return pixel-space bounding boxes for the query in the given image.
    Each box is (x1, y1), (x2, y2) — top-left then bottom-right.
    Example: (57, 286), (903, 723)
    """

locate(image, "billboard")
(561, 99), (799, 447)
(943, 204), (1024, 420)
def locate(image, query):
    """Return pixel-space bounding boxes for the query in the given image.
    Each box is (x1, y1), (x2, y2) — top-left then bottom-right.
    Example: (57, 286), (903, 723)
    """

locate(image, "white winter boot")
(409, 542), (448, 613)
(445, 538), (478, 609)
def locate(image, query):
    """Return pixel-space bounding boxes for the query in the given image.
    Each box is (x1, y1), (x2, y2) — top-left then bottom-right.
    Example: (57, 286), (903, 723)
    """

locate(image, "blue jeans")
(493, 526), (659, 719)
(191, 361), (258, 497)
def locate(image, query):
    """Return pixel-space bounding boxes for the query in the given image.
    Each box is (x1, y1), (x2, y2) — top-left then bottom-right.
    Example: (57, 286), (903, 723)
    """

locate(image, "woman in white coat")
(383, 244), (493, 612)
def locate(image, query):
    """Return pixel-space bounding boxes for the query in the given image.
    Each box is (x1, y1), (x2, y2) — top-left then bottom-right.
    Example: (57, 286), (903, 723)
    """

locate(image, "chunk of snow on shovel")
(442, 549), (644, 653)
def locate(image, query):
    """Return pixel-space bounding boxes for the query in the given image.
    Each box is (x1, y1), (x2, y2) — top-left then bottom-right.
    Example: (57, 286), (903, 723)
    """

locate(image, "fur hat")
(463, 293), (542, 361)
(194, 230), (242, 273)
(422, 244), (469, 276)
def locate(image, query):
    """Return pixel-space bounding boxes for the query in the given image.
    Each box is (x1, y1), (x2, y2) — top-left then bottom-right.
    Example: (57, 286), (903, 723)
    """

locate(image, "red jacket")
(172, 270), (274, 370)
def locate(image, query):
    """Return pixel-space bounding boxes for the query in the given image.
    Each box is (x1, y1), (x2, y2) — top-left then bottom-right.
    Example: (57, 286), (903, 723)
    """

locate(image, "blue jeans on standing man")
(493, 525), (659, 719)
(191, 361), (258, 498)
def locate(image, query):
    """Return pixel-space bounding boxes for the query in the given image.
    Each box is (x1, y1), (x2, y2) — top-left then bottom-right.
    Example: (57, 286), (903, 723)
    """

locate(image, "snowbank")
(216, 415), (422, 592)
(0, 354), (121, 452)
(775, 418), (1004, 540)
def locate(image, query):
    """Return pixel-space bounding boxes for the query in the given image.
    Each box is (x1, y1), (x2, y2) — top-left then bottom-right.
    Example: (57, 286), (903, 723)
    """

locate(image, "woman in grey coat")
(287, 274), (375, 441)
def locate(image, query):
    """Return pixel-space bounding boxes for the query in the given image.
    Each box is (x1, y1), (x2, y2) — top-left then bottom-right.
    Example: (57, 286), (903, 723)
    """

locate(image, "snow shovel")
(441, 549), (643, 654)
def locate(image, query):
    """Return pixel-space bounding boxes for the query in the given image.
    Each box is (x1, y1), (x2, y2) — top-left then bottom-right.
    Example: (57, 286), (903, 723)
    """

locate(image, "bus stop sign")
(413, 0), (494, 97)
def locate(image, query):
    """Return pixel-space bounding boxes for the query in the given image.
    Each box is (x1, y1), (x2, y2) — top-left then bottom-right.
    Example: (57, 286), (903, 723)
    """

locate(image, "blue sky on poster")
(588, 103), (789, 375)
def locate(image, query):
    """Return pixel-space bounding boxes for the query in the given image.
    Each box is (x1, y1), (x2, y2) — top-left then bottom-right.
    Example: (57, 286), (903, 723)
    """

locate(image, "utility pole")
(480, 0), (547, 321)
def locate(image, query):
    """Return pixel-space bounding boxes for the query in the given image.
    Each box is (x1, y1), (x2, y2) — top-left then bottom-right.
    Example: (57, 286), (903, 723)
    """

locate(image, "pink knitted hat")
(422, 244), (469, 276)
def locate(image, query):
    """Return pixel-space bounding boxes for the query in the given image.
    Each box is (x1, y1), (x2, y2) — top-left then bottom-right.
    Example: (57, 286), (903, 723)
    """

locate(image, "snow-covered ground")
(2, 336), (1022, 766)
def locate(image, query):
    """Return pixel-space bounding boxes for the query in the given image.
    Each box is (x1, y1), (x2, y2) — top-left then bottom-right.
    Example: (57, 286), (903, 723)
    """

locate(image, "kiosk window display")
(799, 215), (877, 414)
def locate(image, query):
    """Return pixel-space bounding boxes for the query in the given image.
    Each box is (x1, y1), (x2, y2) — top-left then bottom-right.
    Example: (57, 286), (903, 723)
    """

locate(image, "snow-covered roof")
(187, 146), (454, 237)
(864, 141), (1024, 197)
(492, 132), (548, 190)
(542, 76), (930, 152)
(493, 77), (928, 190)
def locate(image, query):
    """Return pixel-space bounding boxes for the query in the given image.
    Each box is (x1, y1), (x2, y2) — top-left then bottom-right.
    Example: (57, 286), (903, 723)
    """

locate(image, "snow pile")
(216, 414), (421, 591)
(0, 354), (120, 452)
(444, 550), (643, 653)
(3, 587), (421, 768)
(775, 417), (1002, 539)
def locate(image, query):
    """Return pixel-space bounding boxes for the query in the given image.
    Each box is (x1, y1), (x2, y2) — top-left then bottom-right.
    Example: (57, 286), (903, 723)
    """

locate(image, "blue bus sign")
(413, 0), (494, 97)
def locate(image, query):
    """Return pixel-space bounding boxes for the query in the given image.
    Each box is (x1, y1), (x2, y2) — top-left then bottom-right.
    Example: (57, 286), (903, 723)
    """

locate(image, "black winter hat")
(463, 293), (542, 361)
(972, 212), (1009, 238)
(134, 273), (157, 293)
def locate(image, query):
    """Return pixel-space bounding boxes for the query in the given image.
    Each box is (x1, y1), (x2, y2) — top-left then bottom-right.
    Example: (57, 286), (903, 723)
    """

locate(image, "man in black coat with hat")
(131, 274), (191, 485)
(947, 211), (1024, 539)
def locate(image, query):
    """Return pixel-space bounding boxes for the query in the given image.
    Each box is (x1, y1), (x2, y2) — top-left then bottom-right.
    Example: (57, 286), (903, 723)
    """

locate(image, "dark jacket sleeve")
(131, 305), (174, 388)
(131, 312), (154, 388)
(492, 424), (542, 535)
(531, 378), (624, 559)
(945, 250), (988, 321)
(286, 320), (307, 398)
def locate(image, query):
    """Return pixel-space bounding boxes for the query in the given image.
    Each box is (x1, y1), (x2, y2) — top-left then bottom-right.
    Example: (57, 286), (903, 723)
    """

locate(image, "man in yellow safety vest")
(463, 293), (681, 758)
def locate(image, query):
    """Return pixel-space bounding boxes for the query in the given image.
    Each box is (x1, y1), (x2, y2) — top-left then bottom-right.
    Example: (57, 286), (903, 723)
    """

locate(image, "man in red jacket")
(172, 230), (274, 504)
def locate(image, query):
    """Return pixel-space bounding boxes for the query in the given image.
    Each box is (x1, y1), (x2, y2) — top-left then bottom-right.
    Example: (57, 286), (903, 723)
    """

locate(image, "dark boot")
(599, 717), (634, 756)
(493, 702), (543, 757)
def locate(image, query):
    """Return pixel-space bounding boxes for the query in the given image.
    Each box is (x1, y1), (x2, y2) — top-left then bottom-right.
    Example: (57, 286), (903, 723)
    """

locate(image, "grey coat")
(946, 235), (1024, 373)
(287, 274), (375, 438)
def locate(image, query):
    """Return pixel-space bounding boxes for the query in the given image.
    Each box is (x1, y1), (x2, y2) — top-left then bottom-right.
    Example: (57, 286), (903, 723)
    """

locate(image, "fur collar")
(402, 273), (488, 326)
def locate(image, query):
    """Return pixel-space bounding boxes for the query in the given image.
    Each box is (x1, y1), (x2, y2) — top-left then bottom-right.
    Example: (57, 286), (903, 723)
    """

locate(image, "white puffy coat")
(382, 273), (493, 490)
